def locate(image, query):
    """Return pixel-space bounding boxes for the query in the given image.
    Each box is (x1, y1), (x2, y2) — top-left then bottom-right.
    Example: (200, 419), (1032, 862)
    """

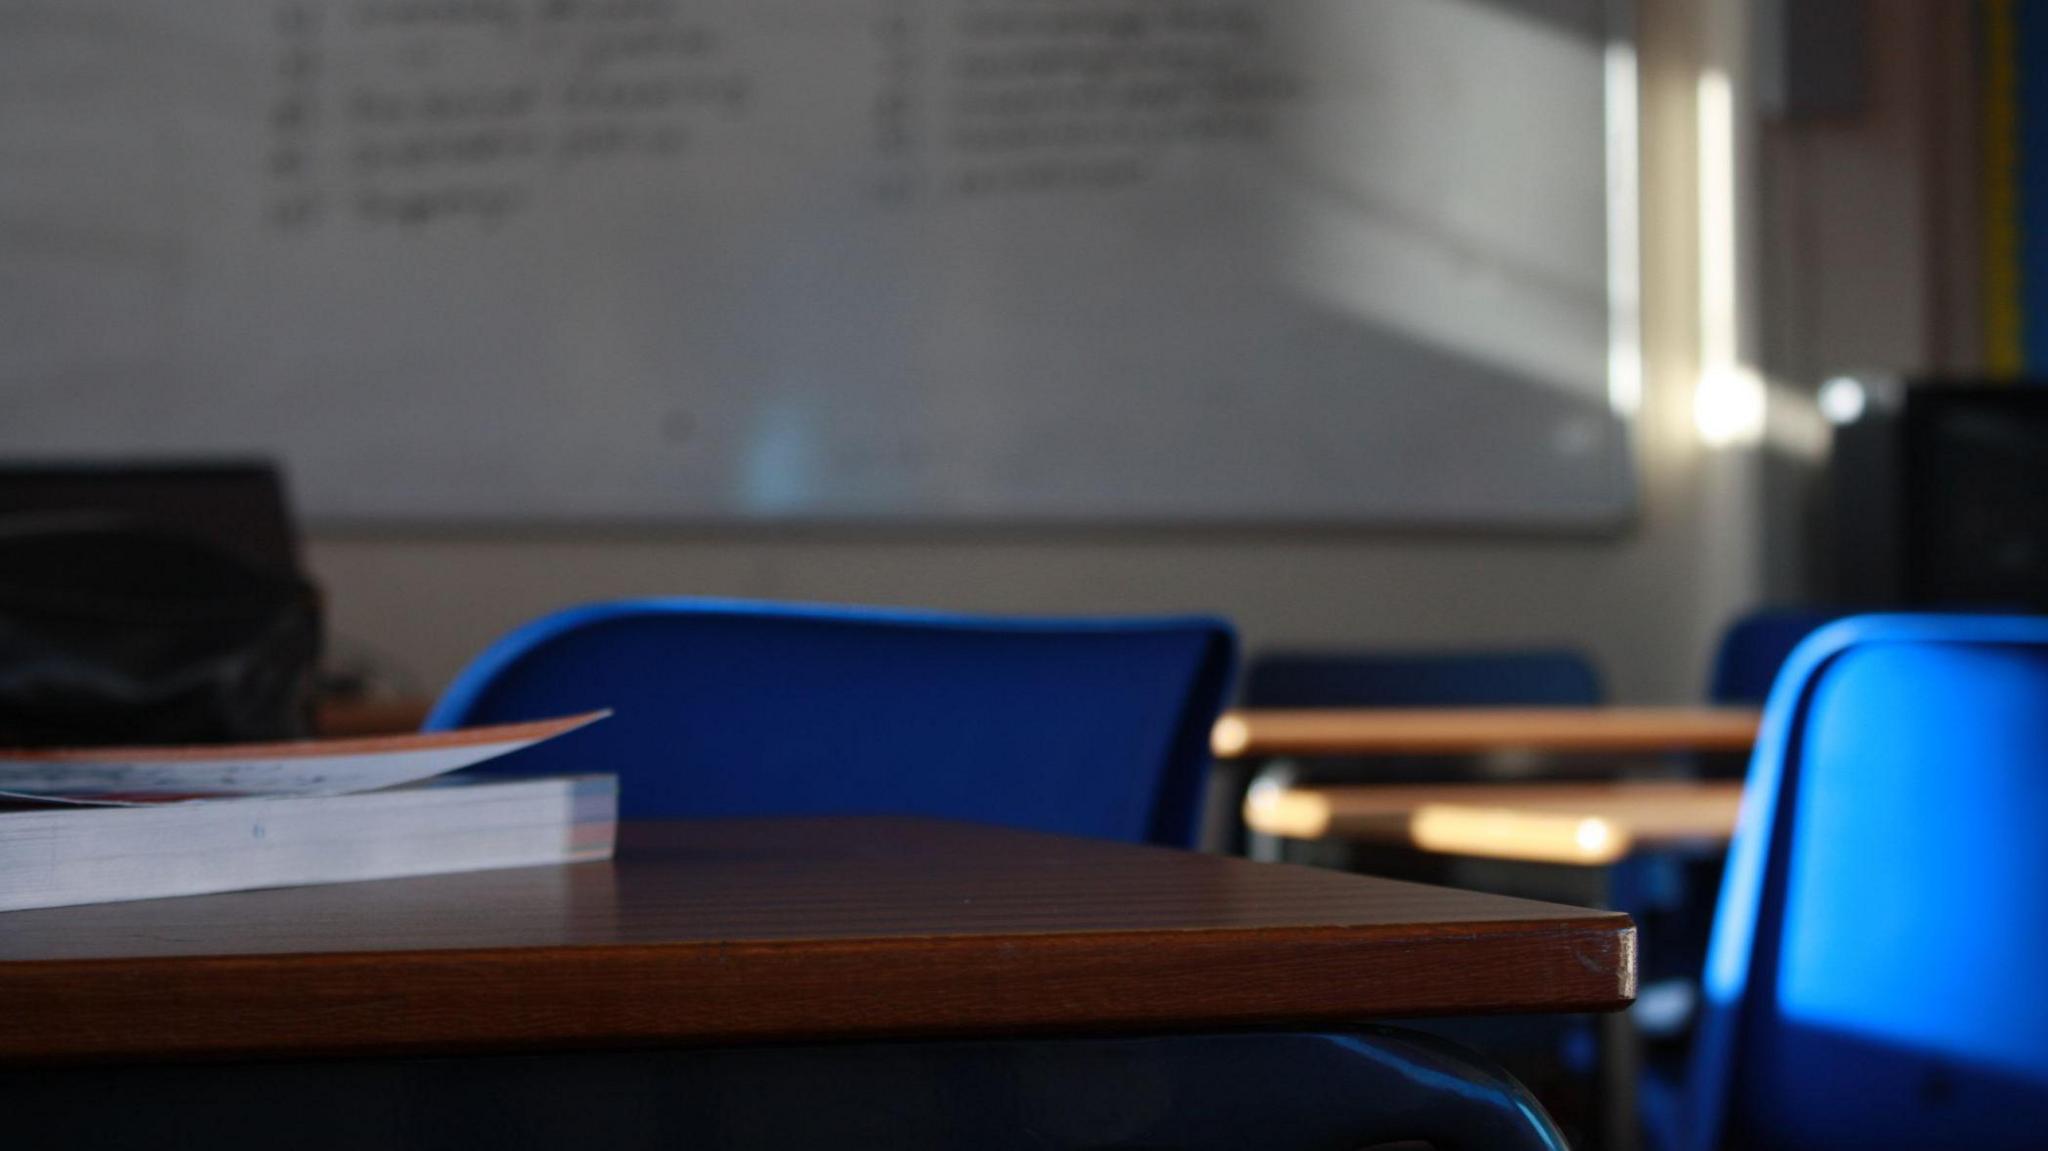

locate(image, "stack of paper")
(0, 713), (615, 912)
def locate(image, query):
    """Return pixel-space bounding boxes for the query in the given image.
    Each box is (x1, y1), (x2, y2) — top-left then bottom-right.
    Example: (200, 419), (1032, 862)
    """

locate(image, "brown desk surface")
(0, 818), (1634, 1065)
(1213, 706), (1763, 759)
(1245, 780), (1745, 866)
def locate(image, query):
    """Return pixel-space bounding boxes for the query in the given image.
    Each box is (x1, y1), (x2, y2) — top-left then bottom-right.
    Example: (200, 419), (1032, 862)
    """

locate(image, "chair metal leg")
(1293, 1025), (1577, 1151)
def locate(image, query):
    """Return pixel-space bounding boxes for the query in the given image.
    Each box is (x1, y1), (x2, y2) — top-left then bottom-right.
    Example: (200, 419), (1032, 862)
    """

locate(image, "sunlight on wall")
(1606, 36), (1644, 417)
(1694, 67), (1765, 449)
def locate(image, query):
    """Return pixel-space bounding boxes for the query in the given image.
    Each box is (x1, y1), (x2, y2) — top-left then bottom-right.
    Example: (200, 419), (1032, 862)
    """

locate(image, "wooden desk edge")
(0, 917), (1636, 1065)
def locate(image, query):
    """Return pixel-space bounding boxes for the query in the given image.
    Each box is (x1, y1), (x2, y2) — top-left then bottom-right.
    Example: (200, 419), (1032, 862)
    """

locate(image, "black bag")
(0, 516), (321, 747)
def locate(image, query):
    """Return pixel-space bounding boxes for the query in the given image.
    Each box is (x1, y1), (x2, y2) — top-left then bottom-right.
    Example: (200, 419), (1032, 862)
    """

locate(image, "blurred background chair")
(425, 607), (1585, 1148)
(1681, 614), (2048, 1151)
(1705, 607), (1842, 707)
(427, 599), (1235, 846)
(1243, 648), (1604, 711)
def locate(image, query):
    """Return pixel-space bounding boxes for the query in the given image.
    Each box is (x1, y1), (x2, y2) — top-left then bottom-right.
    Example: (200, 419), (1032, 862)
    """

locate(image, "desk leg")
(1597, 1003), (1642, 1151)
(1440, 856), (1641, 1151)
(1592, 864), (1640, 1151)
(1200, 758), (1251, 854)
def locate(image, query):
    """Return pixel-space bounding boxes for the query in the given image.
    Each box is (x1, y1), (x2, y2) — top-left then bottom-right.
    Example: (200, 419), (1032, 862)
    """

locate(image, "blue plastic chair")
(429, 599), (1235, 845)
(1705, 607), (1840, 705)
(1638, 609), (1845, 1145)
(420, 602), (1578, 1147)
(1653, 606), (1840, 969)
(1682, 614), (2048, 1150)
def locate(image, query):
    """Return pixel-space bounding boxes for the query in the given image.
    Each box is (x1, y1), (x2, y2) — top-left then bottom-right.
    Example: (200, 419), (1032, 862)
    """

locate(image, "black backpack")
(0, 516), (321, 746)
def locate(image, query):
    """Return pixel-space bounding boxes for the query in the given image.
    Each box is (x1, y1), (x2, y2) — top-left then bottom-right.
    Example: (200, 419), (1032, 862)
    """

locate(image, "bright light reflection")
(1696, 364), (1767, 448)
(1695, 68), (1763, 448)
(1605, 38), (1643, 417)
(1818, 376), (1868, 425)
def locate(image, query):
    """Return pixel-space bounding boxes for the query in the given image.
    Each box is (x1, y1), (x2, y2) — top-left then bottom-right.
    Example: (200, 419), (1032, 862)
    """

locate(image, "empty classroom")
(1, 2), (2042, 1148)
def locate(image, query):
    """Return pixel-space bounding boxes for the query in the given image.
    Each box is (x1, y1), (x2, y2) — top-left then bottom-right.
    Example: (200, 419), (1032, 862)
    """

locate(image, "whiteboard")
(0, 0), (1635, 525)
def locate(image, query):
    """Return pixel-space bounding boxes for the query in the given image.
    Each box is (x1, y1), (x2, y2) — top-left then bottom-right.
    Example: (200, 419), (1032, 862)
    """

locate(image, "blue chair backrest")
(428, 600), (1237, 846)
(1685, 614), (2048, 1150)
(1706, 607), (1840, 705)
(1243, 649), (1601, 708)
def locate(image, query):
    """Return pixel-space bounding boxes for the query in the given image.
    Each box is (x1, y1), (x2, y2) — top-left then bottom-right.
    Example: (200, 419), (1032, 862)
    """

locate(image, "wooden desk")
(0, 817), (1635, 1064)
(1213, 706), (1762, 759)
(1245, 780), (1745, 866)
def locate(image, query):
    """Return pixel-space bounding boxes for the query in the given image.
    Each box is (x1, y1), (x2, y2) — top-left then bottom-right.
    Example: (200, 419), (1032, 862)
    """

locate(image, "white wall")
(307, 0), (1764, 704)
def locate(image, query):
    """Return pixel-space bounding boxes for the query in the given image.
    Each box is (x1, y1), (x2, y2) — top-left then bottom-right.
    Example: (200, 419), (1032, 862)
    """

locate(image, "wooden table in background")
(1212, 706), (1763, 760)
(1210, 707), (1754, 1151)
(0, 817), (1634, 1064)
(1245, 779), (1745, 866)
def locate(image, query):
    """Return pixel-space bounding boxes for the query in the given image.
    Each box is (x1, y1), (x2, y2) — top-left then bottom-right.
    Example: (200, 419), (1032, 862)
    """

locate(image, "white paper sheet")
(0, 711), (608, 804)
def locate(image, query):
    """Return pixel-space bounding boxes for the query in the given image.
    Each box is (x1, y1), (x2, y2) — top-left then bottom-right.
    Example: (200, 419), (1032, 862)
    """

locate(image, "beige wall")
(1757, 0), (1982, 381)
(309, 0), (1762, 705)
